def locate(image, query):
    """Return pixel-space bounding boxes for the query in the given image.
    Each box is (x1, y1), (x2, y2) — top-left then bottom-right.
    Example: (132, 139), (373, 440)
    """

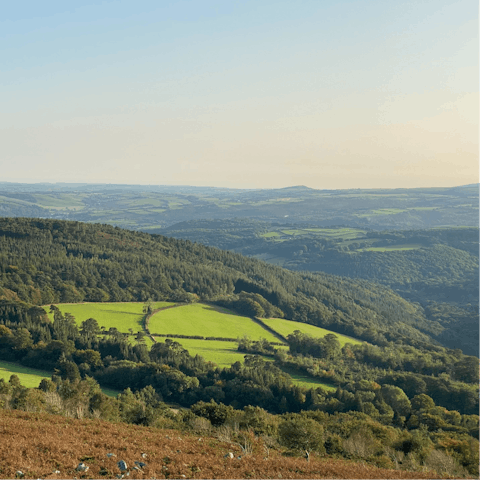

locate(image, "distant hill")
(0, 182), (477, 230)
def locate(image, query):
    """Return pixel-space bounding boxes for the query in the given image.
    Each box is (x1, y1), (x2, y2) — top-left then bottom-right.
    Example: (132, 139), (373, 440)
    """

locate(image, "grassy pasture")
(148, 304), (280, 342)
(0, 360), (51, 388)
(0, 360), (120, 397)
(45, 302), (175, 332)
(279, 366), (336, 392)
(359, 244), (422, 252)
(168, 339), (333, 391)
(166, 338), (253, 368)
(262, 318), (362, 347)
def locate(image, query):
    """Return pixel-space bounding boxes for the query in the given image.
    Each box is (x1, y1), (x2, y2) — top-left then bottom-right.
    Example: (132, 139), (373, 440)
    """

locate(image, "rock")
(53, 470), (61, 474)
(180, 475), (186, 478)
(115, 475), (124, 479)
(15, 471), (24, 478)
(237, 456), (242, 460)
(176, 449), (181, 453)
(107, 453), (117, 458)
(76, 463), (89, 472)
(134, 461), (146, 468)
(117, 460), (128, 472)
(141, 453), (147, 459)
(224, 452), (234, 459)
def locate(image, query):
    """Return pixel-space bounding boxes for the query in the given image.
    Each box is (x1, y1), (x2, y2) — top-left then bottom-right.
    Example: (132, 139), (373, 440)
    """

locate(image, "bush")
(278, 417), (325, 459)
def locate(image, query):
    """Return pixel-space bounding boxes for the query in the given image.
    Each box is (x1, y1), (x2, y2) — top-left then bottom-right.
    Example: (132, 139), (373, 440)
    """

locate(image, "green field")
(0, 360), (120, 397)
(46, 302), (175, 332)
(148, 304), (280, 342)
(261, 227), (366, 241)
(262, 318), (363, 347)
(260, 232), (281, 238)
(169, 338), (334, 390)
(166, 338), (255, 368)
(280, 366), (336, 392)
(359, 244), (422, 252)
(0, 360), (52, 388)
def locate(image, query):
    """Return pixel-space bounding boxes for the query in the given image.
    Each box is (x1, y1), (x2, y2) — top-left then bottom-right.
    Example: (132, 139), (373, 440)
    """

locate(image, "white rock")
(15, 471), (24, 478)
(76, 463), (89, 472)
(107, 453), (117, 458)
(224, 452), (234, 459)
(53, 470), (61, 474)
(141, 453), (147, 459)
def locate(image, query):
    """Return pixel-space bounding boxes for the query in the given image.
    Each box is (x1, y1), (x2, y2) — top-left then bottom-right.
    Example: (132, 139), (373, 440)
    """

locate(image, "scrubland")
(0, 410), (443, 480)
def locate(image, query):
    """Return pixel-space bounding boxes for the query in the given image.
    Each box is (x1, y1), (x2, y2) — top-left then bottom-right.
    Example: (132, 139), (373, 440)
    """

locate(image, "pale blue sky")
(1, 0), (477, 188)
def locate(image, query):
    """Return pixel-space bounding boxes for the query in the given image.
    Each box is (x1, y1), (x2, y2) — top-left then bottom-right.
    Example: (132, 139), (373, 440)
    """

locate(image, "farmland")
(0, 360), (119, 397)
(0, 360), (51, 388)
(40, 301), (352, 390)
(148, 303), (279, 342)
(262, 318), (363, 347)
(45, 302), (174, 332)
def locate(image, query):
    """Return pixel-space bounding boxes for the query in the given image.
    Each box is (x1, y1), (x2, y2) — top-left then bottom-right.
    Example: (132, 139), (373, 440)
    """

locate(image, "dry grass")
(0, 410), (447, 479)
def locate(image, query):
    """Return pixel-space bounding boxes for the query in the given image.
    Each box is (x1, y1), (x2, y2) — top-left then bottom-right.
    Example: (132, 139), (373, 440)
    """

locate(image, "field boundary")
(143, 303), (183, 344)
(251, 317), (289, 344)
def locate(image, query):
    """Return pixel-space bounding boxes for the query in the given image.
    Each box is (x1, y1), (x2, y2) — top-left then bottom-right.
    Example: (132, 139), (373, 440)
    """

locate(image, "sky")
(1, 0), (478, 189)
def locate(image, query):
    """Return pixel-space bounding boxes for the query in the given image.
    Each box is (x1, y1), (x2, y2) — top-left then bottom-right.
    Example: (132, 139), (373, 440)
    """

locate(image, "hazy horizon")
(2, 0), (478, 189)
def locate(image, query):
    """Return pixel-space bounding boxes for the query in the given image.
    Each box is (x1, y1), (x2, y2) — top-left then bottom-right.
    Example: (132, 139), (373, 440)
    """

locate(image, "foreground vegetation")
(0, 374), (476, 478)
(0, 407), (451, 479)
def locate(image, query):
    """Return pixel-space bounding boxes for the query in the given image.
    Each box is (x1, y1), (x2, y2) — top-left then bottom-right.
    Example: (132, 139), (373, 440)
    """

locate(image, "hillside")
(159, 220), (479, 355)
(0, 217), (477, 477)
(0, 217), (446, 348)
(0, 409), (444, 480)
(0, 182), (477, 231)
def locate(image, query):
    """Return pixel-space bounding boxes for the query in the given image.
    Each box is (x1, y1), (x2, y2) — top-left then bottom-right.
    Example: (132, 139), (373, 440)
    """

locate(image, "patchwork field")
(262, 318), (363, 347)
(45, 302), (175, 332)
(39, 301), (363, 391)
(148, 304), (279, 342)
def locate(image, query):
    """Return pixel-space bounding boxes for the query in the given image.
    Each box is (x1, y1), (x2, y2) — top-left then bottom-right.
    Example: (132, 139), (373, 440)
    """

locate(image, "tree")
(80, 318), (101, 338)
(380, 385), (411, 417)
(278, 417), (325, 461)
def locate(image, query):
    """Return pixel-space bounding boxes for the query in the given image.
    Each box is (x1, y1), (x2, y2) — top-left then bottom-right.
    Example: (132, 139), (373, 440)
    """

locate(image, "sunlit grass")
(262, 318), (362, 347)
(148, 303), (279, 342)
(45, 302), (175, 333)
